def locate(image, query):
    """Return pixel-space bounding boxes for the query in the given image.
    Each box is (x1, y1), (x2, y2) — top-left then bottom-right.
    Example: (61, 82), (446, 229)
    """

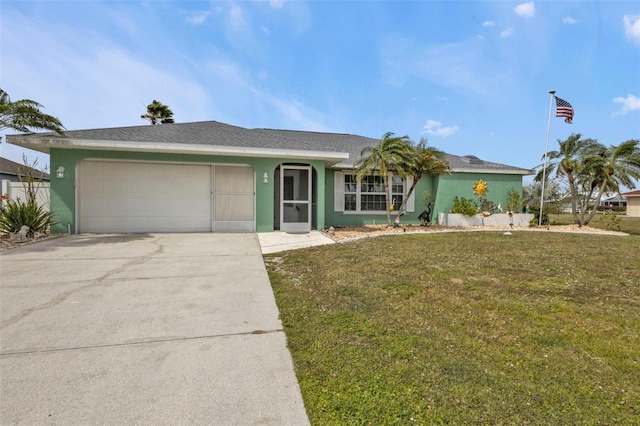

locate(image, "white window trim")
(334, 171), (414, 214)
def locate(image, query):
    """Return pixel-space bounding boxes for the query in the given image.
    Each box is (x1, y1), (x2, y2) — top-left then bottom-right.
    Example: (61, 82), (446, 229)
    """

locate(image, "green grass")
(550, 213), (640, 235)
(266, 232), (640, 425)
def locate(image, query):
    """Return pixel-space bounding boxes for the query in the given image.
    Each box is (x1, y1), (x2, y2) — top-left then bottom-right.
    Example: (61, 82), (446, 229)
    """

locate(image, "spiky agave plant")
(0, 199), (55, 236)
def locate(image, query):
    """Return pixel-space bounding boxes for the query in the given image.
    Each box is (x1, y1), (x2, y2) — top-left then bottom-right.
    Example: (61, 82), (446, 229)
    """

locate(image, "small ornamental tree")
(506, 188), (523, 214)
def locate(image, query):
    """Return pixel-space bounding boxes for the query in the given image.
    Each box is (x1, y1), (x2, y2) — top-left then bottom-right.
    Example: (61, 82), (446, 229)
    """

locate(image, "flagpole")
(539, 90), (555, 226)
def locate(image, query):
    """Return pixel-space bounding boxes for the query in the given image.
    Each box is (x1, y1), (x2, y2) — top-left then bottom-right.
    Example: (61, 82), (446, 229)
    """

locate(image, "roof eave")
(450, 167), (535, 175)
(7, 136), (350, 165)
(330, 163), (534, 175)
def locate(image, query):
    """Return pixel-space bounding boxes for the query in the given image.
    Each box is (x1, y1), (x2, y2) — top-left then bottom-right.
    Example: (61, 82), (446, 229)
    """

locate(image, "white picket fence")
(1, 179), (50, 212)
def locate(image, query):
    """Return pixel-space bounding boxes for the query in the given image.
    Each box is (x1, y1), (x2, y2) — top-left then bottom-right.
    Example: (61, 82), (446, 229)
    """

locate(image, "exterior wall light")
(263, 172), (269, 184)
(56, 166), (65, 179)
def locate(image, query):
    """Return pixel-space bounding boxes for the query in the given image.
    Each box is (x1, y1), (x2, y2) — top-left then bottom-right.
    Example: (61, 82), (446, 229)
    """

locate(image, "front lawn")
(266, 232), (639, 425)
(549, 213), (640, 235)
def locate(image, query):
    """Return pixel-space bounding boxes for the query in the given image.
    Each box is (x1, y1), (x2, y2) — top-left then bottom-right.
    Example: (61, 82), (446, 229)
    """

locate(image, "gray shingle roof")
(7, 120), (533, 174)
(444, 154), (532, 174)
(0, 157), (50, 180)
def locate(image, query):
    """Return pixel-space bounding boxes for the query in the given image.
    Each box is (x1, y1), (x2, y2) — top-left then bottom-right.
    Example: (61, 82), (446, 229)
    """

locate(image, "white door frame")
(280, 165), (312, 232)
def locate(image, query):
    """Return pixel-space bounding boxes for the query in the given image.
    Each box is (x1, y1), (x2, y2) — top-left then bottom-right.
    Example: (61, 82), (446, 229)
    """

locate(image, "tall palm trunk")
(566, 172), (581, 226)
(383, 177), (392, 226)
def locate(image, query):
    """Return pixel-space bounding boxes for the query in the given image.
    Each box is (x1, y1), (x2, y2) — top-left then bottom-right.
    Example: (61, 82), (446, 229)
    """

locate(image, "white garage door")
(78, 160), (254, 233)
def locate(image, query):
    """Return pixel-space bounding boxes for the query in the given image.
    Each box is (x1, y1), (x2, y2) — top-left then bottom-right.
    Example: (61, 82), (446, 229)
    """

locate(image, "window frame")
(342, 172), (407, 214)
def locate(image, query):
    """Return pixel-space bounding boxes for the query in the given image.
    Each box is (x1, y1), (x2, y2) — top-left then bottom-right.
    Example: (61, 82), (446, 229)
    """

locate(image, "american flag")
(555, 96), (574, 124)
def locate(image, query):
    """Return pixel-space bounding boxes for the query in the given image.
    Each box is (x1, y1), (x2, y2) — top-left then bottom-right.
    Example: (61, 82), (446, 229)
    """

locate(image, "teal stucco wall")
(324, 169), (437, 227)
(431, 173), (524, 220)
(324, 169), (524, 227)
(49, 148), (525, 233)
(49, 148), (325, 233)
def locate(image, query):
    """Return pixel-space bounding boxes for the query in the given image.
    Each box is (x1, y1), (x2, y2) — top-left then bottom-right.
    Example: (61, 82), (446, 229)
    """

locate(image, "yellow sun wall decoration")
(473, 179), (488, 197)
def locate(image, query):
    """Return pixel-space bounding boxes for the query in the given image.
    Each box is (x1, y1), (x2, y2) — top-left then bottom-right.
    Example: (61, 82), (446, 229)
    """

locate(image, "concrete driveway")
(0, 234), (309, 425)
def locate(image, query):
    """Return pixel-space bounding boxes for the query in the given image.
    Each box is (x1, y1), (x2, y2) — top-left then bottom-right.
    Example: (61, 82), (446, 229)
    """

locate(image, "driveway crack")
(0, 237), (165, 330)
(0, 328), (284, 356)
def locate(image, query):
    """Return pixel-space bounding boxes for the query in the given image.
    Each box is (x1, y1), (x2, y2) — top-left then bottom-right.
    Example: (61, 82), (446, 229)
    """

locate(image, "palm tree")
(0, 88), (65, 135)
(354, 132), (414, 226)
(396, 138), (451, 216)
(536, 133), (600, 226)
(141, 100), (174, 125)
(582, 139), (640, 225)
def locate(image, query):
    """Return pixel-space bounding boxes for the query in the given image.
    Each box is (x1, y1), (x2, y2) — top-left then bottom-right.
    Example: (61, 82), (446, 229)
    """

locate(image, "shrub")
(0, 199), (54, 236)
(451, 196), (479, 216)
(528, 205), (549, 226)
(479, 197), (498, 214)
(506, 188), (522, 213)
(596, 205), (626, 213)
(601, 210), (622, 231)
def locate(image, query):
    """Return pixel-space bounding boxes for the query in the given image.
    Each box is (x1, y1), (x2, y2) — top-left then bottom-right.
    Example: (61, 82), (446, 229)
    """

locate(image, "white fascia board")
(330, 162), (356, 169)
(8, 137), (350, 162)
(450, 167), (535, 175)
(329, 164), (534, 176)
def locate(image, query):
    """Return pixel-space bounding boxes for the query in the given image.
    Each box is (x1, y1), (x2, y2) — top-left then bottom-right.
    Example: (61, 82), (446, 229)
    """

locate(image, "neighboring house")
(620, 190), (640, 217)
(1, 156), (50, 183)
(6, 121), (533, 234)
(600, 195), (627, 208)
(1, 157), (51, 210)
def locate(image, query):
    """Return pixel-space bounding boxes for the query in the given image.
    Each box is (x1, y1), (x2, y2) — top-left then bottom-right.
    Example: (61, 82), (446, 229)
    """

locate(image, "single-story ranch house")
(7, 120), (533, 234)
(620, 189), (640, 217)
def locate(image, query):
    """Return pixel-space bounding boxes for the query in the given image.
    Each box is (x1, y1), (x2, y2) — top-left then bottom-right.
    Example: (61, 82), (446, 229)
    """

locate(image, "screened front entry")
(280, 165), (312, 232)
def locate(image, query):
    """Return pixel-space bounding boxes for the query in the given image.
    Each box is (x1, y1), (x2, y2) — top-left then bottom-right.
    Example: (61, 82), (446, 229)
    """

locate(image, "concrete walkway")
(0, 233), (309, 425)
(257, 230), (335, 254)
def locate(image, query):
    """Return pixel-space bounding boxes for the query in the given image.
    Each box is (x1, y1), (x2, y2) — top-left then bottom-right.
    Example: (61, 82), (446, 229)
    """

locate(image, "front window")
(344, 173), (404, 213)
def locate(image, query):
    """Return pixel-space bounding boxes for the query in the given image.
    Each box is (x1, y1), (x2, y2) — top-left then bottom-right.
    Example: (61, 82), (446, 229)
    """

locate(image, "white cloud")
(482, 21), (495, 27)
(422, 119), (459, 137)
(500, 28), (514, 38)
(2, 6), (331, 142)
(612, 94), (640, 115)
(380, 35), (510, 98)
(186, 5), (222, 25)
(514, 2), (535, 19)
(188, 11), (213, 25)
(229, 5), (249, 30)
(623, 15), (640, 44)
(562, 17), (577, 24)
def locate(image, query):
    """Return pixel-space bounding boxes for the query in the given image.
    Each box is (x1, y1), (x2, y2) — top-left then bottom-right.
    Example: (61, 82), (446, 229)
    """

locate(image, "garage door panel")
(128, 180), (151, 196)
(79, 161), (254, 233)
(215, 166), (254, 193)
(213, 166), (255, 232)
(103, 202), (128, 217)
(105, 162), (127, 177)
(79, 161), (213, 233)
(215, 194), (254, 221)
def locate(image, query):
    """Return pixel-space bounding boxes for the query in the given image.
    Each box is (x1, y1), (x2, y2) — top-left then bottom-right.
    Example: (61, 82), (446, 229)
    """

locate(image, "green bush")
(506, 188), (522, 213)
(479, 197), (498, 214)
(0, 199), (54, 236)
(528, 205), (549, 226)
(601, 210), (622, 231)
(451, 196), (479, 216)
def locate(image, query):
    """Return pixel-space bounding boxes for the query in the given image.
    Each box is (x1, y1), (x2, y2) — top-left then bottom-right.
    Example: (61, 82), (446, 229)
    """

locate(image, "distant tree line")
(535, 133), (640, 226)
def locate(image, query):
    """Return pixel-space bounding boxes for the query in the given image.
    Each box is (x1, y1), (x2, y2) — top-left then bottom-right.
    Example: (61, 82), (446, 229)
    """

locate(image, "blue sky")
(1, 1), (639, 182)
